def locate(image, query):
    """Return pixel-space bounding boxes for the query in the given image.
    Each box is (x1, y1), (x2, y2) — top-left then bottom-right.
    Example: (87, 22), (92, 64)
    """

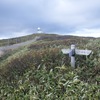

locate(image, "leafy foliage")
(0, 65), (100, 100)
(0, 34), (100, 99)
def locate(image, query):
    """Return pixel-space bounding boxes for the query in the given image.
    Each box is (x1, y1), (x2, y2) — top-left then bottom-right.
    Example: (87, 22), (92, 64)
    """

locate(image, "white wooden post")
(61, 44), (92, 68)
(71, 45), (75, 68)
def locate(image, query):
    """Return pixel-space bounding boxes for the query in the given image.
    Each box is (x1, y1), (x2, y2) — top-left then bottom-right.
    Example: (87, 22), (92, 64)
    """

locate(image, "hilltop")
(0, 33), (100, 99)
(0, 33), (94, 46)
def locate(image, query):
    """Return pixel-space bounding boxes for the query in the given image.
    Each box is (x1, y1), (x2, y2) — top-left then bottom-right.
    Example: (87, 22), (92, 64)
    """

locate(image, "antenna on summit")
(37, 27), (43, 33)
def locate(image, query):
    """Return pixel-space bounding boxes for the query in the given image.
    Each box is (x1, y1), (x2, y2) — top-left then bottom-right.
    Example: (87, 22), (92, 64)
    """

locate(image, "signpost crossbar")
(61, 45), (92, 68)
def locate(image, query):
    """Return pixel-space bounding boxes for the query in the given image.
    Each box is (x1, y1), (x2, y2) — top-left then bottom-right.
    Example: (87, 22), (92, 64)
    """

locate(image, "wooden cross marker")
(61, 44), (92, 68)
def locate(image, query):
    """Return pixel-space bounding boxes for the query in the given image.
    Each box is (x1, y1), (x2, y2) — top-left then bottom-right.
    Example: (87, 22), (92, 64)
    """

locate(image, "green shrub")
(0, 65), (100, 100)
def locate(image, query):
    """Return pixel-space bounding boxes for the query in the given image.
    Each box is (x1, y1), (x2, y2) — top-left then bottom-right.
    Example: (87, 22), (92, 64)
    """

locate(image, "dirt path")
(0, 36), (40, 56)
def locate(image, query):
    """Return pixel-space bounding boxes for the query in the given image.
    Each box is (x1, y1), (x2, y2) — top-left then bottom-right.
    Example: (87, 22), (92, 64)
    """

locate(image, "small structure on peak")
(37, 27), (43, 33)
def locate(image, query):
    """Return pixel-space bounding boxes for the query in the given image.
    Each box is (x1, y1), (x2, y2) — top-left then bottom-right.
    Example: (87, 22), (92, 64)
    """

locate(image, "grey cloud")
(0, 0), (100, 39)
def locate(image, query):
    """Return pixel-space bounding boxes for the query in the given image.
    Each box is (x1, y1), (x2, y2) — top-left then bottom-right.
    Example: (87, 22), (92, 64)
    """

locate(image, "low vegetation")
(0, 34), (100, 99)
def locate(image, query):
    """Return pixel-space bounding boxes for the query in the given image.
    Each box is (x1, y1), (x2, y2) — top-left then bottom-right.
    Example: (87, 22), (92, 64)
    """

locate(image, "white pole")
(71, 45), (75, 68)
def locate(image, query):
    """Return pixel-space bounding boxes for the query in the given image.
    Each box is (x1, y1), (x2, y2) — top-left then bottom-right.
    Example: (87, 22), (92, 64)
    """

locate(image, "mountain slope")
(0, 33), (100, 99)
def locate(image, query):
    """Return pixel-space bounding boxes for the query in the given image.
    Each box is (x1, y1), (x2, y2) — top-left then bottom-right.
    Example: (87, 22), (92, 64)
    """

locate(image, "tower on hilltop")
(37, 27), (43, 33)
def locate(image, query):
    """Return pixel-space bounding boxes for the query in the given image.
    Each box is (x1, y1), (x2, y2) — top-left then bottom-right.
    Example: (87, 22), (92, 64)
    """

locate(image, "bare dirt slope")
(0, 36), (40, 56)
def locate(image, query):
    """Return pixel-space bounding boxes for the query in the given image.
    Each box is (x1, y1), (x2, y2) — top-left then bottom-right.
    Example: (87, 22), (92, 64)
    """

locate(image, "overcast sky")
(0, 0), (100, 39)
